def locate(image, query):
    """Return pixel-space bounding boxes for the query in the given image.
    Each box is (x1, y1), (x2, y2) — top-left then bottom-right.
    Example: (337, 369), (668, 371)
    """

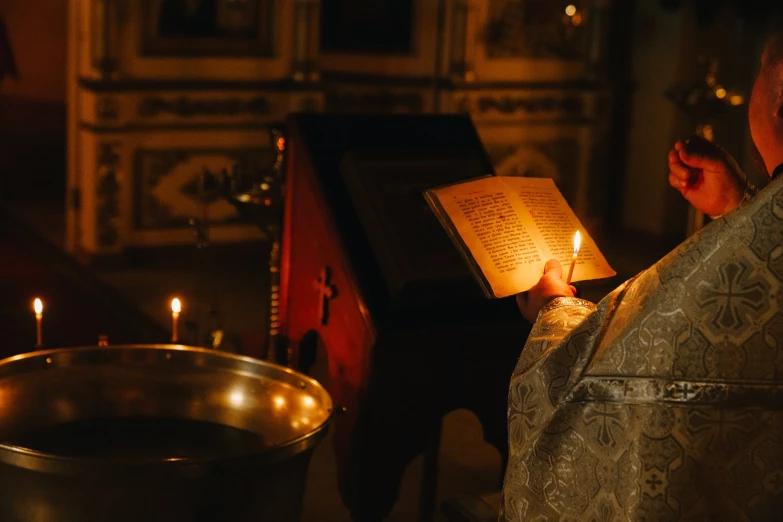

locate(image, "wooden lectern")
(279, 114), (531, 521)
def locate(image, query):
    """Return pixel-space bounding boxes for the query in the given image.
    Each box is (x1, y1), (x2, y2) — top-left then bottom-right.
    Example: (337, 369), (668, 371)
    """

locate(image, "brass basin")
(0, 344), (332, 522)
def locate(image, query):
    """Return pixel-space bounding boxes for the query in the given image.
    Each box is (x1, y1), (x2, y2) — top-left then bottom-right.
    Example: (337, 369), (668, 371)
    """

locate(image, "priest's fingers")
(570, 285), (577, 296)
(678, 140), (724, 171)
(543, 259), (562, 277)
(669, 171), (688, 192)
(668, 149), (688, 170)
(669, 157), (693, 180)
(669, 151), (698, 186)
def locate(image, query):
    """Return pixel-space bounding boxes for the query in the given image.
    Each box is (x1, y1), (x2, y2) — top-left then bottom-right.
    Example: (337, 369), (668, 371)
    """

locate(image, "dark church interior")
(2, 0), (783, 521)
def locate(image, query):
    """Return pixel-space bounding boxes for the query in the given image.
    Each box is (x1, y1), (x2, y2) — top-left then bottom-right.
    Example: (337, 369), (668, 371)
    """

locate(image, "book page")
(427, 176), (615, 297)
(500, 176), (615, 284)
(428, 177), (548, 297)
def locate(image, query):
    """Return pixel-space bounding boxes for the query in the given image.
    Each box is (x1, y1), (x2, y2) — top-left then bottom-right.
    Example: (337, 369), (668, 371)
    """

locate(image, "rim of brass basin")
(0, 344), (332, 477)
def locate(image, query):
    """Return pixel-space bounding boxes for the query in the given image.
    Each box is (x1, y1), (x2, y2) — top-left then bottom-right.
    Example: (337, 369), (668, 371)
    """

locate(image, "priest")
(502, 27), (783, 521)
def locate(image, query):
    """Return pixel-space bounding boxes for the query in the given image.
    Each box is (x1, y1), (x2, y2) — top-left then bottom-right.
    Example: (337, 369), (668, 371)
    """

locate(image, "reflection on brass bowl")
(0, 344), (332, 522)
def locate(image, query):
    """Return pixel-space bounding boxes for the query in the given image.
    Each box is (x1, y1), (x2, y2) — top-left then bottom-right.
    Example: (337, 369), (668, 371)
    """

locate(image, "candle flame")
(573, 231), (581, 255)
(33, 298), (43, 315)
(171, 298), (181, 314)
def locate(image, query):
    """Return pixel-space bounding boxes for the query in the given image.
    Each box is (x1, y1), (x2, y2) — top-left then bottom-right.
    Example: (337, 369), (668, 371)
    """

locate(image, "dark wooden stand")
(279, 114), (531, 521)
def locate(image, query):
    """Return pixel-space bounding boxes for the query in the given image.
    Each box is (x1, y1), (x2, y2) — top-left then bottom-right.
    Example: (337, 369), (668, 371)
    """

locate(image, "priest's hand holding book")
(424, 176), (615, 300)
(515, 259), (577, 323)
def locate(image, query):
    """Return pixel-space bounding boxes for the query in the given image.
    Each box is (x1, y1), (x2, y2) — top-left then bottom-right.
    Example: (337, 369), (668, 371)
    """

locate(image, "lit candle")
(33, 298), (43, 347)
(171, 298), (181, 343)
(566, 231), (581, 285)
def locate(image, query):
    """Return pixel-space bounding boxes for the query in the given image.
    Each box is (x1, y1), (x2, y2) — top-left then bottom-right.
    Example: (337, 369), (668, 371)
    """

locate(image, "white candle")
(566, 231), (581, 285)
(171, 298), (181, 343)
(33, 298), (43, 347)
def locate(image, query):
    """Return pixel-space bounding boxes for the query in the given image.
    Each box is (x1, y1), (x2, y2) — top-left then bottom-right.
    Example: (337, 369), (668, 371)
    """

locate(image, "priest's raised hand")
(515, 259), (577, 324)
(667, 135), (747, 218)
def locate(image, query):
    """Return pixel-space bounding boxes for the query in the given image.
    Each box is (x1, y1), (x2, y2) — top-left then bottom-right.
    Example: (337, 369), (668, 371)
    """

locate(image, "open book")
(424, 176), (615, 298)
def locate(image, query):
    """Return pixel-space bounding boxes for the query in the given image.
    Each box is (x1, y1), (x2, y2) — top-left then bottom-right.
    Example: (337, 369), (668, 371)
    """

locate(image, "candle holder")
(666, 56), (745, 235)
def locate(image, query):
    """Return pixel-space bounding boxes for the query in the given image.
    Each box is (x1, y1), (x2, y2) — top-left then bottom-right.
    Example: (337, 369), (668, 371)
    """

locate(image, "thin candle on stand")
(171, 298), (181, 343)
(566, 230), (581, 285)
(33, 298), (43, 347)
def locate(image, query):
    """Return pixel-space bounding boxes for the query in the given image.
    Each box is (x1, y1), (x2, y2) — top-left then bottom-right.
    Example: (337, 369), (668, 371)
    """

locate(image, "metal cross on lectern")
(313, 267), (338, 326)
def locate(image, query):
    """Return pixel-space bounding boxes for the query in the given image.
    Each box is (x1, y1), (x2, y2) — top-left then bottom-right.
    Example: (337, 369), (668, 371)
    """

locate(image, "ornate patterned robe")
(501, 175), (783, 521)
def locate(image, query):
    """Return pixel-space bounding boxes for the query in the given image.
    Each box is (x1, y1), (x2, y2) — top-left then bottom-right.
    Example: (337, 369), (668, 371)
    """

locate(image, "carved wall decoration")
(319, 0), (414, 54)
(134, 148), (274, 230)
(454, 92), (591, 121)
(324, 90), (424, 113)
(137, 96), (272, 118)
(296, 95), (322, 112)
(449, 0), (470, 78)
(69, 0), (615, 256)
(488, 140), (579, 204)
(69, 0), (313, 256)
(484, 0), (588, 59)
(453, 95), (471, 114)
(139, 0), (275, 57)
(91, 0), (119, 76)
(96, 142), (122, 247)
(292, 0), (322, 82)
(473, 94), (585, 117)
(95, 95), (120, 122)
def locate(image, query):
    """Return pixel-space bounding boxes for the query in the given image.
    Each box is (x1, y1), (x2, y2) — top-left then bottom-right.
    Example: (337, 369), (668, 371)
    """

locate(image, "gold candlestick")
(566, 231), (581, 285)
(33, 298), (43, 347)
(171, 298), (181, 343)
